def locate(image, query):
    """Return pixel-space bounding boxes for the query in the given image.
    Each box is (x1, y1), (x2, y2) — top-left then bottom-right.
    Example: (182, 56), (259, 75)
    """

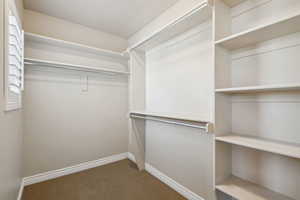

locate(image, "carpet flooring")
(22, 159), (187, 200)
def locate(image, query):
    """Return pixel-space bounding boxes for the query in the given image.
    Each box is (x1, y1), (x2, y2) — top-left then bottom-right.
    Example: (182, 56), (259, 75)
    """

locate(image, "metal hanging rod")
(130, 113), (213, 133)
(24, 58), (130, 75)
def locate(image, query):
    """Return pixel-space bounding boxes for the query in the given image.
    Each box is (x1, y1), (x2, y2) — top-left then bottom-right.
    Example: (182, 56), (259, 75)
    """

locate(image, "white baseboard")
(145, 164), (205, 200)
(17, 179), (24, 200)
(23, 152), (128, 186)
(127, 152), (136, 163)
(127, 153), (204, 200)
(21, 152), (204, 200)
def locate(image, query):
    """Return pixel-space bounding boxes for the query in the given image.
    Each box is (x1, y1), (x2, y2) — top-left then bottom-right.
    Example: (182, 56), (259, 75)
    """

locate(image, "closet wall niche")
(128, 1), (217, 199)
(22, 32), (130, 176)
(214, 0), (300, 199)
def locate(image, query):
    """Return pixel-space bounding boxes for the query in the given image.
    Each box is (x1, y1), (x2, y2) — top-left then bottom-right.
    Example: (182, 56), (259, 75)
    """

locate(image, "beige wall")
(23, 35), (129, 177)
(145, 23), (214, 200)
(23, 9), (128, 52)
(22, 8), (130, 177)
(0, 0), (23, 200)
(22, 1), (130, 178)
(128, 0), (215, 199)
(23, 71), (129, 176)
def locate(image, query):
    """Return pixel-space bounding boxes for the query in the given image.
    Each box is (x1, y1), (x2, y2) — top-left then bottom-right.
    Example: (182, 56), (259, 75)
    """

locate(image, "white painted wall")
(23, 9), (128, 52)
(145, 23), (213, 121)
(128, 1), (215, 199)
(0, 0), (23, 200)
(143, 22), (214, 199)
(23, 36), (129, 176)
(23, 69), (129, 176)
(21, 0), (132, 178)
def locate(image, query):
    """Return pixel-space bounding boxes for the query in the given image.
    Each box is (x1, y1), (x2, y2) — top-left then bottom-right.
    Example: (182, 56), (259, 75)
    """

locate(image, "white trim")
(127, 152), (136, 163)
(145, 164), (205, 200)
(21, 152), (204, 200)
(127, 153), (205, 200)
(23, 153), (128, 186)
(17, 179), (24, 200)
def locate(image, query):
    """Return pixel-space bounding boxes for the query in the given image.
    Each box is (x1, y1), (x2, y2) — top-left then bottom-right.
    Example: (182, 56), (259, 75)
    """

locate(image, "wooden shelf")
(127, 0), (211, 51)
(216, 176), (294, 200)
(24, 32), (128, 60)
(215, 12), (300, 50)
(215, 135), (300, 159)
(24, 58), (130, 75)
(215, 84), (300, 94)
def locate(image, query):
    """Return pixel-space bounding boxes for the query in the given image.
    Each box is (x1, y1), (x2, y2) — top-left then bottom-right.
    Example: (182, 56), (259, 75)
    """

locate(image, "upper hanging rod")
(130, 112), (213, 133)
(24, 58), (130, 75)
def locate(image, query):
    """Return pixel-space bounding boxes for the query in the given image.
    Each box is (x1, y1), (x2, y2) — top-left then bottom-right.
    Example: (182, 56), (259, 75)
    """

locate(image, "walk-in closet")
(1, 0), (300, 200)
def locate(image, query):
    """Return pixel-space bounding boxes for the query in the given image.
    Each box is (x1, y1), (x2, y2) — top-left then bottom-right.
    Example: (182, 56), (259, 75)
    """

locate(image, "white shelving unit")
(214, 0), (300, 199)
(24, 58), (130, 75)
(215, 12), (300, 50)
(24, 32), (129, 78)
(215, 135), (300, 159)
(25, 32), (128, 60)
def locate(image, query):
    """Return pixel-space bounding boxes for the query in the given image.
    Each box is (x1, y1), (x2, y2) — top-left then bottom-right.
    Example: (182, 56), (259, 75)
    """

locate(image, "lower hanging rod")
(130, 114), (213, 133)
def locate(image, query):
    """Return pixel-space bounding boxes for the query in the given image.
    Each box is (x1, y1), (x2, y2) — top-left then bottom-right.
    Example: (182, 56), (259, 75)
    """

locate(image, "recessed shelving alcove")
(213, 0), (300, 199)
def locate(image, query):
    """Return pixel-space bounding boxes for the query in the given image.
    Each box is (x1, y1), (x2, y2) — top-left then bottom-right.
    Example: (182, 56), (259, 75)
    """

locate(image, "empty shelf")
(127, 0), (211, 51)
(25, 32), (128, 60)
(215, 12), (300, 50)
(215, 135), (300, 159)
(215, 84), (300, 94)
(216, 176), (294, 200)
(25, 58), (130, 75)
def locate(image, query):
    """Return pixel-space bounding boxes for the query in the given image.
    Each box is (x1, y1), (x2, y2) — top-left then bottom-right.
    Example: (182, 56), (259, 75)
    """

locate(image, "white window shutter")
(5, 8), (24, 111)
